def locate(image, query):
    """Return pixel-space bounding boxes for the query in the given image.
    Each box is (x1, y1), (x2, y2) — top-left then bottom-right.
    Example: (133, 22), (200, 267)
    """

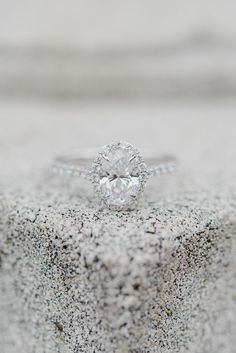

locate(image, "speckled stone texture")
(0, 101), (236, 353)
(0, 173), (236, 353)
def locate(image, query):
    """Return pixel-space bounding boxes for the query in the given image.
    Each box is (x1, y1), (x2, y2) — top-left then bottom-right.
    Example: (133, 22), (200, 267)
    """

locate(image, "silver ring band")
(53, 153), (177, 180)
(52, 142), (178, 210)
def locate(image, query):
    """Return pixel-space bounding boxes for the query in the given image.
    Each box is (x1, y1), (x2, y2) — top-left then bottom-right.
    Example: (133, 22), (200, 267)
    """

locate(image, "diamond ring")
(53, 142), (177, 210)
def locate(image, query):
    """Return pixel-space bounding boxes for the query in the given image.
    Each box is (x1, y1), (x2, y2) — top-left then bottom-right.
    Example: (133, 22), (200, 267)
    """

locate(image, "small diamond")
(92, 142), (148, 208)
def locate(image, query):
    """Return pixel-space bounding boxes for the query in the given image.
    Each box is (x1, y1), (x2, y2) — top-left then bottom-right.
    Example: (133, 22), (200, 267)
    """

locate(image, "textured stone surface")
(0, 100), (236, 352)
(0, 177), (236, 353)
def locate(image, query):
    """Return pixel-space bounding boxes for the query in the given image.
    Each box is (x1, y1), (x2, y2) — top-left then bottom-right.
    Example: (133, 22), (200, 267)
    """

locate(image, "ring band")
(53, 142), (177, 210)
(54, 153), (177, 179)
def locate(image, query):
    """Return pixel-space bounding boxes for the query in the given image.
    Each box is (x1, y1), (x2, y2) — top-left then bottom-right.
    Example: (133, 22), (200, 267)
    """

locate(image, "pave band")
(54, 154), (177, 179)
(53, 142), (177, 210)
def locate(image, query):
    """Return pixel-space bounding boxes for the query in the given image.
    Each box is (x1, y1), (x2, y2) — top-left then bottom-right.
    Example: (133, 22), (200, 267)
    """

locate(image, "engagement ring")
(53, 142), (177, 210)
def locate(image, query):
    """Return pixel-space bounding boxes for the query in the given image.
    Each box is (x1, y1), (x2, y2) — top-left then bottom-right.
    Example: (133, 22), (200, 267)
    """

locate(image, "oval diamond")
(92, 142), (147, 208)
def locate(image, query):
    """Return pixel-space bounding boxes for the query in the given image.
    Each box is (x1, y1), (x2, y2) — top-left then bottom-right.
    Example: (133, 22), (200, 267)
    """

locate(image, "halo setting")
(54, 142), (177, 210)
(91, 142), (148, 209)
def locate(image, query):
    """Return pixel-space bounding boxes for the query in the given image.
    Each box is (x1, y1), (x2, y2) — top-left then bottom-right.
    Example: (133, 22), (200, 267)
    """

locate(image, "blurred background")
(0, 0), (236, 186)
(1, 4), (236, 352)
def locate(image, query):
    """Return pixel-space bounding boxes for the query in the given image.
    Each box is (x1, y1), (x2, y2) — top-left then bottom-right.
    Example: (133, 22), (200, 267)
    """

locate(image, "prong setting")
(91, 142), (148, 210)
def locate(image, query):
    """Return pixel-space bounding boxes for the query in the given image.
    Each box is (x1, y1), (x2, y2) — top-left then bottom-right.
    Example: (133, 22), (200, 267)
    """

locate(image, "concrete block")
(0, 180), (235, 353)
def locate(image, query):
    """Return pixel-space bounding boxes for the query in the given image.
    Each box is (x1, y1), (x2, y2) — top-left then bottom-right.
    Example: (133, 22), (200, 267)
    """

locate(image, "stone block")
(0, 179), (235, 353)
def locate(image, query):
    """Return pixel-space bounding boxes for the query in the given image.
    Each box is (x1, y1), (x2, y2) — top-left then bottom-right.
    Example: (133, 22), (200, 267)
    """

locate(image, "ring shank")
(53, 151), (177, 179)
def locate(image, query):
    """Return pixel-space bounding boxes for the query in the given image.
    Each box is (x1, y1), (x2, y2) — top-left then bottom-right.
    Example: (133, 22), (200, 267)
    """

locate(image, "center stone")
(94, 143), (146, 208)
